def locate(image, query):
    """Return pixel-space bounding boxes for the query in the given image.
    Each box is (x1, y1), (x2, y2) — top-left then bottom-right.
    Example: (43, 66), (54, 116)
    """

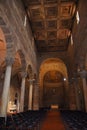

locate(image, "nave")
(1, 109), (87, 129)
(40, 110), (65, 130)
(0, 0), (87, 130)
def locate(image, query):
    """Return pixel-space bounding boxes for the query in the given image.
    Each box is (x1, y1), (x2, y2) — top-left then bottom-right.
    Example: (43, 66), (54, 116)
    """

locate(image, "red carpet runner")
(40, 110), (65, 130)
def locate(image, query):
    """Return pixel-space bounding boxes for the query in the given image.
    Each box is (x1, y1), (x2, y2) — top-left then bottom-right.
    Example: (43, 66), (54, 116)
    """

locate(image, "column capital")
(6, 57), (14, 66)
(28, 79), (35, 85)
(79, 70), (87, 78)
(28, 79), (35, 82)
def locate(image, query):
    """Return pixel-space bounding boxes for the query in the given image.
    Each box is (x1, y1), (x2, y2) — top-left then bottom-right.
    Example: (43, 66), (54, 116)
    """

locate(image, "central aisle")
(40, 110), (66, 130)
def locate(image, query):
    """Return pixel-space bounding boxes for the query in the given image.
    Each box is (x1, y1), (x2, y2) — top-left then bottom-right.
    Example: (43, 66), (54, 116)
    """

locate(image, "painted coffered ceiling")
(23, 0), (78, 52)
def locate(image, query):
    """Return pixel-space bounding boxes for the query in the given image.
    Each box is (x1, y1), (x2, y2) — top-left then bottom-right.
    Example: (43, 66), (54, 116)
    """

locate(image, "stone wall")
(72, 0), (87, 70)
(0, 0), (38, 73)
(0, 0), (39, 113)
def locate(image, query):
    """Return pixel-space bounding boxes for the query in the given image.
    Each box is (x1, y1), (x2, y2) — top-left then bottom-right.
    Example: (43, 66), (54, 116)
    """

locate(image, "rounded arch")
(0, 28), (6, 93)
(39, 58), (69, 107)
(0, 18), (14, 107)
(0, 28), (6, 66)
(12, 50), (27, 76)
(0, 27), (6, 43)
(43, 70), (66, 108)
(39, 58), (68, 76)
(39, 58), (68, 87)
(0, 16), (14, 58)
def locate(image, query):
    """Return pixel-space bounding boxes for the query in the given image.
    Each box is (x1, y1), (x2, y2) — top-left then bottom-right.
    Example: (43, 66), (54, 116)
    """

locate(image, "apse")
(43, 70), (65, 109)
(39, 58), (69, 108)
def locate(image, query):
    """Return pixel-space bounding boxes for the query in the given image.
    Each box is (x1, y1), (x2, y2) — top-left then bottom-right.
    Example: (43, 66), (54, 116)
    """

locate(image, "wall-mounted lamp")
(63, 78), (66, 81)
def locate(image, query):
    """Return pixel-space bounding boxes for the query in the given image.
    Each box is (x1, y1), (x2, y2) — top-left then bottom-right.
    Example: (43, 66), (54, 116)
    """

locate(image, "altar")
(51, 105), (59, 109)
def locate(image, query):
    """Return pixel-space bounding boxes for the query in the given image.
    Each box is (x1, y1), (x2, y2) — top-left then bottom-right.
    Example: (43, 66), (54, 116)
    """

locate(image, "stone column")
(20, 72), (26, 112)
(28, 80), (34, 110)
(69, 80), (76, 110)
(79, 70), (87, 112)
(0, 58), (14, 117)
(33, 81), (39, 110)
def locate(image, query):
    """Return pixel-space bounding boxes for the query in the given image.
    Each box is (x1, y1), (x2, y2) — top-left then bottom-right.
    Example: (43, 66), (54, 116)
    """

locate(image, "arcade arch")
(39, 58), (69, 108)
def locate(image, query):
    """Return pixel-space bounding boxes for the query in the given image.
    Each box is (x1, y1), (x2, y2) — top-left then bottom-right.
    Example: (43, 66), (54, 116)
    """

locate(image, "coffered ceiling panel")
(47, 39), (58, 46)
(57, 29), (71, 39)
(34, 31), (46, 40)
(45, 6), (58, 18)
(29, 7), (43, 20)
(23, 0), (78, 52)
(60, 2), (76, 19)
(60, 19), (73, 29)
(46, 20), (57, 29)
(44, 0), (58, 4)
(32, 21), (44, 29)
(47, 31), (57, 40)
